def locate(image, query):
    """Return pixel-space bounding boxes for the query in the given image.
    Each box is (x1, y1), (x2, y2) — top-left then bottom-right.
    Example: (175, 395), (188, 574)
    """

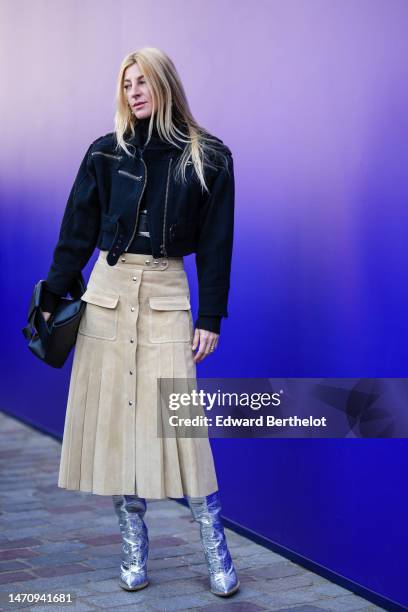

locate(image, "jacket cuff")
(195, 316), (222, 334)
(40, 284), (61, 314)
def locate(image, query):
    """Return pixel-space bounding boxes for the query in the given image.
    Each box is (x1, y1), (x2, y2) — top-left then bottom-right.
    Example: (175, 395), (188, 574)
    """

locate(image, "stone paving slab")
(0, 412), (388, 611)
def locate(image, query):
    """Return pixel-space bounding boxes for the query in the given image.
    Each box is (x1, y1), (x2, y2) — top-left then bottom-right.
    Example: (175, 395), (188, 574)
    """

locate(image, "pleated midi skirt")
(57, 249), (219, 499)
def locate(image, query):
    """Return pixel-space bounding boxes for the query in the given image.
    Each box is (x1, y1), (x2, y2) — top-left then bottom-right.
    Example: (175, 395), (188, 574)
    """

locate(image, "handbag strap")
(22, 280), (43, 340)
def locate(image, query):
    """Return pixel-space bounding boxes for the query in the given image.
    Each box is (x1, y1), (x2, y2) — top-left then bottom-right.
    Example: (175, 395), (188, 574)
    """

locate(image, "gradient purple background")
(2, 1), (407, 607)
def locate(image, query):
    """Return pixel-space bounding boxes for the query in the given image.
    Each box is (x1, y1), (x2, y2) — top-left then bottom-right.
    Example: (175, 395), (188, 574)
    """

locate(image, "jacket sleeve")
(195, 314), (222, 334)
(195, 151), (235, 319)
(45, 142), (101, 296)
(40, 285), (61, 314)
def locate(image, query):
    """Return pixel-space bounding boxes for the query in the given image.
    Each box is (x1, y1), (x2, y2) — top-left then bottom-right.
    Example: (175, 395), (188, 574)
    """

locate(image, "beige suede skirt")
(57, 249), (219, 498)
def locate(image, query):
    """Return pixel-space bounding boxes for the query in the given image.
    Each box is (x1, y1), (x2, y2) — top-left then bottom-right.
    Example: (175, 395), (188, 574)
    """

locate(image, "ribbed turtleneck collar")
(129, 116), (188, 152)
(131, 117), (161, 149)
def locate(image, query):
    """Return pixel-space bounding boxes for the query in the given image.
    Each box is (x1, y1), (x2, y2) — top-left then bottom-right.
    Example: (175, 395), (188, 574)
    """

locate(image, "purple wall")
(2, 1), (407, 608)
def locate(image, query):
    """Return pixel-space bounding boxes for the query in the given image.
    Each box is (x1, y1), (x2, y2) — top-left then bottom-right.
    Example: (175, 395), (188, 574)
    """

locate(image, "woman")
(41, 47), (239, 597)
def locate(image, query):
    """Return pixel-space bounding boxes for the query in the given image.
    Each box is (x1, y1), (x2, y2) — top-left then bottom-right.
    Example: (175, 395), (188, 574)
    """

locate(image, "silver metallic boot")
(112, 495), (149, 591)
(186, 490), (240, 597)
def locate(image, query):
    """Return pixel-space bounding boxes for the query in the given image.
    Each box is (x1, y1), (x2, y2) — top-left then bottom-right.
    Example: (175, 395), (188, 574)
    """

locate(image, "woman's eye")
(124, 82), (144, 89)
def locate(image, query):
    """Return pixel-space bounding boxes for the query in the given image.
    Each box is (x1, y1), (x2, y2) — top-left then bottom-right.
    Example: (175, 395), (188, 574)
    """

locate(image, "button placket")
(127, 271), (141, 409)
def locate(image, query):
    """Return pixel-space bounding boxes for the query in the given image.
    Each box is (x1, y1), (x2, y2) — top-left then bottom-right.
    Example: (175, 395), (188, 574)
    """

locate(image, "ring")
(210, 346), (215, 352)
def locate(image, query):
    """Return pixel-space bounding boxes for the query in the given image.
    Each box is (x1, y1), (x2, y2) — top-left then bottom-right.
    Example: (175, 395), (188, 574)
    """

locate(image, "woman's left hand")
(192, 328), (219, 362)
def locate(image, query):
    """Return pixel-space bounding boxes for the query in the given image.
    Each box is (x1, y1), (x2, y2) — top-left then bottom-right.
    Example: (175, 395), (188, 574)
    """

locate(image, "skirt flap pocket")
(79, 289), (120, 341)
(81, 290), (120, 309)
(149, 295), (190, 311)
(148, 295), (192, 343)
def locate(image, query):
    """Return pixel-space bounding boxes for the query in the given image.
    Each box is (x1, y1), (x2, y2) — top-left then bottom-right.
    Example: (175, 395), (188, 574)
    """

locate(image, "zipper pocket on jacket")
(160, 158), (173, 257)
(125, 157), (148, 251)
(91, 151), (123, 161)
(118, 169), (143, 181)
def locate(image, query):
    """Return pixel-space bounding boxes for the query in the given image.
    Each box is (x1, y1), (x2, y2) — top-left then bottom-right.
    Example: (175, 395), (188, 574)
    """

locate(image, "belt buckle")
(144, 257), (168, 269)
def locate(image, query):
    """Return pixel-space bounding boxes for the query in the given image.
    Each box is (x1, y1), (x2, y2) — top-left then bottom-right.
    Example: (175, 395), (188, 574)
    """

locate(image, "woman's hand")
(41, 309), (52, 323)
(192, 328), (219, 363)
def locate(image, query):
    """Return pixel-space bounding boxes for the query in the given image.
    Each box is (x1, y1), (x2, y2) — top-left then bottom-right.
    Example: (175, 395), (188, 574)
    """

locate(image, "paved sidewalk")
(0, 412), (385, 611)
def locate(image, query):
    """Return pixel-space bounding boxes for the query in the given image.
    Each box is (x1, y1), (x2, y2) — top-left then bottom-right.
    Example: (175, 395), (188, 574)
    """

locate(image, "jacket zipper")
(91, 151), (123, 160)
(160, 158), (173, 257)
(118, 169), (143, 181)
(124, 155), (148, 251)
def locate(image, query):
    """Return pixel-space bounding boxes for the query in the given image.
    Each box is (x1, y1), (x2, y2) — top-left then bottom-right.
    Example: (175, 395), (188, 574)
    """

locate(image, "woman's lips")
(134, 102), (146, 108)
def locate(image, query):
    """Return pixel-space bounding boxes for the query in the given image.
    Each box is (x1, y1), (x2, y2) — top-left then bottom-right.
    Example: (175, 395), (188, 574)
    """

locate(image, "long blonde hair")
(113, 47), (229, 194)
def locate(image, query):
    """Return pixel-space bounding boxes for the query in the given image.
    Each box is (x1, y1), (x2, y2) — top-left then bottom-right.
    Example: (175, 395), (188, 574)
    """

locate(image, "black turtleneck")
(125, 119), (155, 255)
(131, 117), (158, 149)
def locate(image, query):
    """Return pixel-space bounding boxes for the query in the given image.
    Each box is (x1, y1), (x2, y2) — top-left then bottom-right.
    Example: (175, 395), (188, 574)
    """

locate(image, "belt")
(98, 250), (184, 270)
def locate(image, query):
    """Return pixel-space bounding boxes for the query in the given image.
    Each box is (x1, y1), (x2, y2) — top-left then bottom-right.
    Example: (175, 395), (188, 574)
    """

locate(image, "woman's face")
(123, 63), (153, 119)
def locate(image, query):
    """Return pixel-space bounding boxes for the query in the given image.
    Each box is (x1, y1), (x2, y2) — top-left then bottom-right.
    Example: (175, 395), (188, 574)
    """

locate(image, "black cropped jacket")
(43, 120), (235, 334)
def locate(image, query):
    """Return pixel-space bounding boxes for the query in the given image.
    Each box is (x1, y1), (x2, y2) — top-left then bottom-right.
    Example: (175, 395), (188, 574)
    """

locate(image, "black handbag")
(21, 274), (87, 368)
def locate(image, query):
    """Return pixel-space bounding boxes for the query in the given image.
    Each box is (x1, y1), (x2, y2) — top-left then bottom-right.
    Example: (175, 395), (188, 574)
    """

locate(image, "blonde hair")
(113, 47), (230, 194)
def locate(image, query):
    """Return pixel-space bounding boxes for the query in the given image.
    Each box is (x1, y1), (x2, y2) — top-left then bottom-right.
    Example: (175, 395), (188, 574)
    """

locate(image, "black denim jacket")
(43, 120), (235, 334)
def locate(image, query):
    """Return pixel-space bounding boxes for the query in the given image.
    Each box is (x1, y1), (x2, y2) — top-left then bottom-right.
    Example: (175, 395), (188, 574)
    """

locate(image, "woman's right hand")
(41, 309), (52, 323)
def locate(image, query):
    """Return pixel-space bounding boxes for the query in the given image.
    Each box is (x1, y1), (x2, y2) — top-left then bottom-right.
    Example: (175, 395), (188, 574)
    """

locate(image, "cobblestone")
(0, 412), (387, 611)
